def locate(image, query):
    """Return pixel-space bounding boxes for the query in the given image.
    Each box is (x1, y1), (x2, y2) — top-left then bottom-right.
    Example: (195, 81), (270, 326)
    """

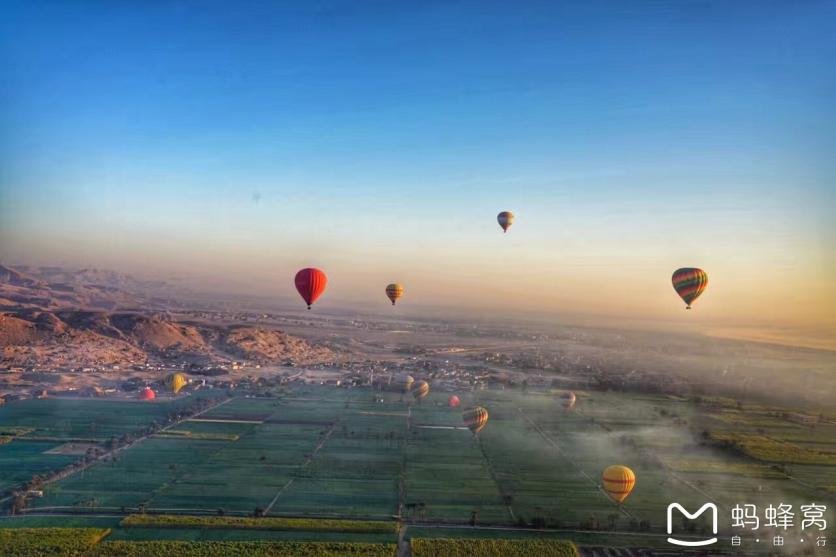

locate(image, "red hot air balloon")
(138, 387), (156, 401)
(295, 268), (327, 309)
(448, 395), (460, 408)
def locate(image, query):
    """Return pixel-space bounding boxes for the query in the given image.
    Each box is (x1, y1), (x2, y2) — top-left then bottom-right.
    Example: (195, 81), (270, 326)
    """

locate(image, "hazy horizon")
(2, 2), (834, 349)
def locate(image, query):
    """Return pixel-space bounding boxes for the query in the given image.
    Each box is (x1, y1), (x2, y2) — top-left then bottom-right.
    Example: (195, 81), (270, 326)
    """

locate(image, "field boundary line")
(475, 436), (516, 523)
(264, 422), (337, 514)
(186, 418), (263, 424)
(14, 395), (236, 510)
(517, 407), (638, 521)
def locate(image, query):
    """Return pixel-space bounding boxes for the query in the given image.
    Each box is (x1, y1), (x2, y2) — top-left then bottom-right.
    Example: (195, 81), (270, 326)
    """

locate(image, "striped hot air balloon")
(672, 268), (708, 309)
(412, 380), (430, 401)
(602, 465), (636, 504)
(463, 406), (489, 435)
(385, 283), (404, 305)
(497, 211), (515, 233)
(559, 391), (576, 411)
(448, 395), (460, 408)
(295, 268), (328, 310)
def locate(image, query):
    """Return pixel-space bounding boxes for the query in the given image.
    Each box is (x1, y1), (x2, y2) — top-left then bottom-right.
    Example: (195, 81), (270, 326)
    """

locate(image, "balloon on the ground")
(497, 211), (515, 233)
(448, 395), (460, 408)
(559, 391), (576, 411)
(165, 373), (187, 394)
(385, 283), (404, 305)
(463, 406), (489, 435)
(602, 465), (636, 504)
(672, 268), (708, 309)
(138, 387), (155, 401)
(295, 268), (328, 310)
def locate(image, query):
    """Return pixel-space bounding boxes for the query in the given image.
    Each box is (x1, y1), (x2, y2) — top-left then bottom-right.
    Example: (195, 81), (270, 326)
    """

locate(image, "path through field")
(516, 406), (637, 520)
(263, 422), (337, 514)
(0, 395), (234, 509)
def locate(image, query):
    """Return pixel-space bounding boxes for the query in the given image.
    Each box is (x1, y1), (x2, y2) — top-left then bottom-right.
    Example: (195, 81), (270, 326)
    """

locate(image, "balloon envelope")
(602, 465), (636, 504)
(463, 406), (489, 435)
(385, 283), (404, 305)
(412, 380), (430, 399)
(560, 391), (576, 411)
(448, 395), (460, 408)
(165, 373), (187, 394)
(672, 268), (708, 309)
(138, 387), (155, 400)
(295, 268), (328, 309)
(497, 211), (515, 233)
(395, 374), (414, 393)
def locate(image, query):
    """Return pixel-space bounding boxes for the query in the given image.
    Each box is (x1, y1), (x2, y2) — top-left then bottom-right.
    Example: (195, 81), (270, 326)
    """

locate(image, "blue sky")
(1, 1), (834, 339)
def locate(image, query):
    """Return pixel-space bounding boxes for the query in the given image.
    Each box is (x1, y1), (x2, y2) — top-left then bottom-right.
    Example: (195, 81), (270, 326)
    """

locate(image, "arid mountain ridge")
(0, 264), (335, 368)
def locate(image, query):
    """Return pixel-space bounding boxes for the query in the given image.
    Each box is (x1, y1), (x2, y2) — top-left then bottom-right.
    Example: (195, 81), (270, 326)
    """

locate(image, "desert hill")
(1, 310), (336, 368)
(0, 264), (338, 369)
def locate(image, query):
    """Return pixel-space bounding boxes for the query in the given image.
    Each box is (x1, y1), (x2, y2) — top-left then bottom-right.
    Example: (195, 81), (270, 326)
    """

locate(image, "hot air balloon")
(395, 374), (414, 394)
(497, 211), (515, 233)
(463, 406), (489, 435)
(165, 372), (187, 395)
(412, 380), (429, 402)
(672, 268), (708, 309)
(385, 283), (404, 306)
(138, 387), (156, 401)
(559, 391), (576, 411)
(448, 395), (460, 408)
(295, 268), (327, 310)
(602, 465), (636, 504)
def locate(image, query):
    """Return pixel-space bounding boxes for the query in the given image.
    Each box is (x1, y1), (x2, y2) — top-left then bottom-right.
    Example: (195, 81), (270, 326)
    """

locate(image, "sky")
(1, 1), (834, 346)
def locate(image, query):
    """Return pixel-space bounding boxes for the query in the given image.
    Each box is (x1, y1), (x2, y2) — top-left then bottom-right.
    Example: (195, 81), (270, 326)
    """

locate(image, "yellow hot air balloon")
(602, 465), (636, 504)
(385, 283), (404, 306)
(165, 372), (187, 394)
(395, 374), (414, 394)
(497, 211), (514, 233)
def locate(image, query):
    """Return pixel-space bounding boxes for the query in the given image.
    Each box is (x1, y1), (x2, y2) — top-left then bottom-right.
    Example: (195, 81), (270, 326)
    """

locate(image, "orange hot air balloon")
(497, 211), (514, 233)
(385, 283), (404, 306)
(295, 268), (327, 309)
(602, 465), (636, 504)
(138, 387), (156, 401)
(448, 395), (460, 408)
(463, 406), (489, 435)
(671, 268), (708, 309)
(412, 380), (430, 401)
(559, 391), (576, 411)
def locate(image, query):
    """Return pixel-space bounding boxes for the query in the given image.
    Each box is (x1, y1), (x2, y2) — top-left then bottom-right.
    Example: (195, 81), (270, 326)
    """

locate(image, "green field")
(2, 384), (834, 552)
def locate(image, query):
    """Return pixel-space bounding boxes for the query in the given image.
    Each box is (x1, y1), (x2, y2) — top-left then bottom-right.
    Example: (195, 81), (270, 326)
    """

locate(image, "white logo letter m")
(667, 502), (718, 547)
